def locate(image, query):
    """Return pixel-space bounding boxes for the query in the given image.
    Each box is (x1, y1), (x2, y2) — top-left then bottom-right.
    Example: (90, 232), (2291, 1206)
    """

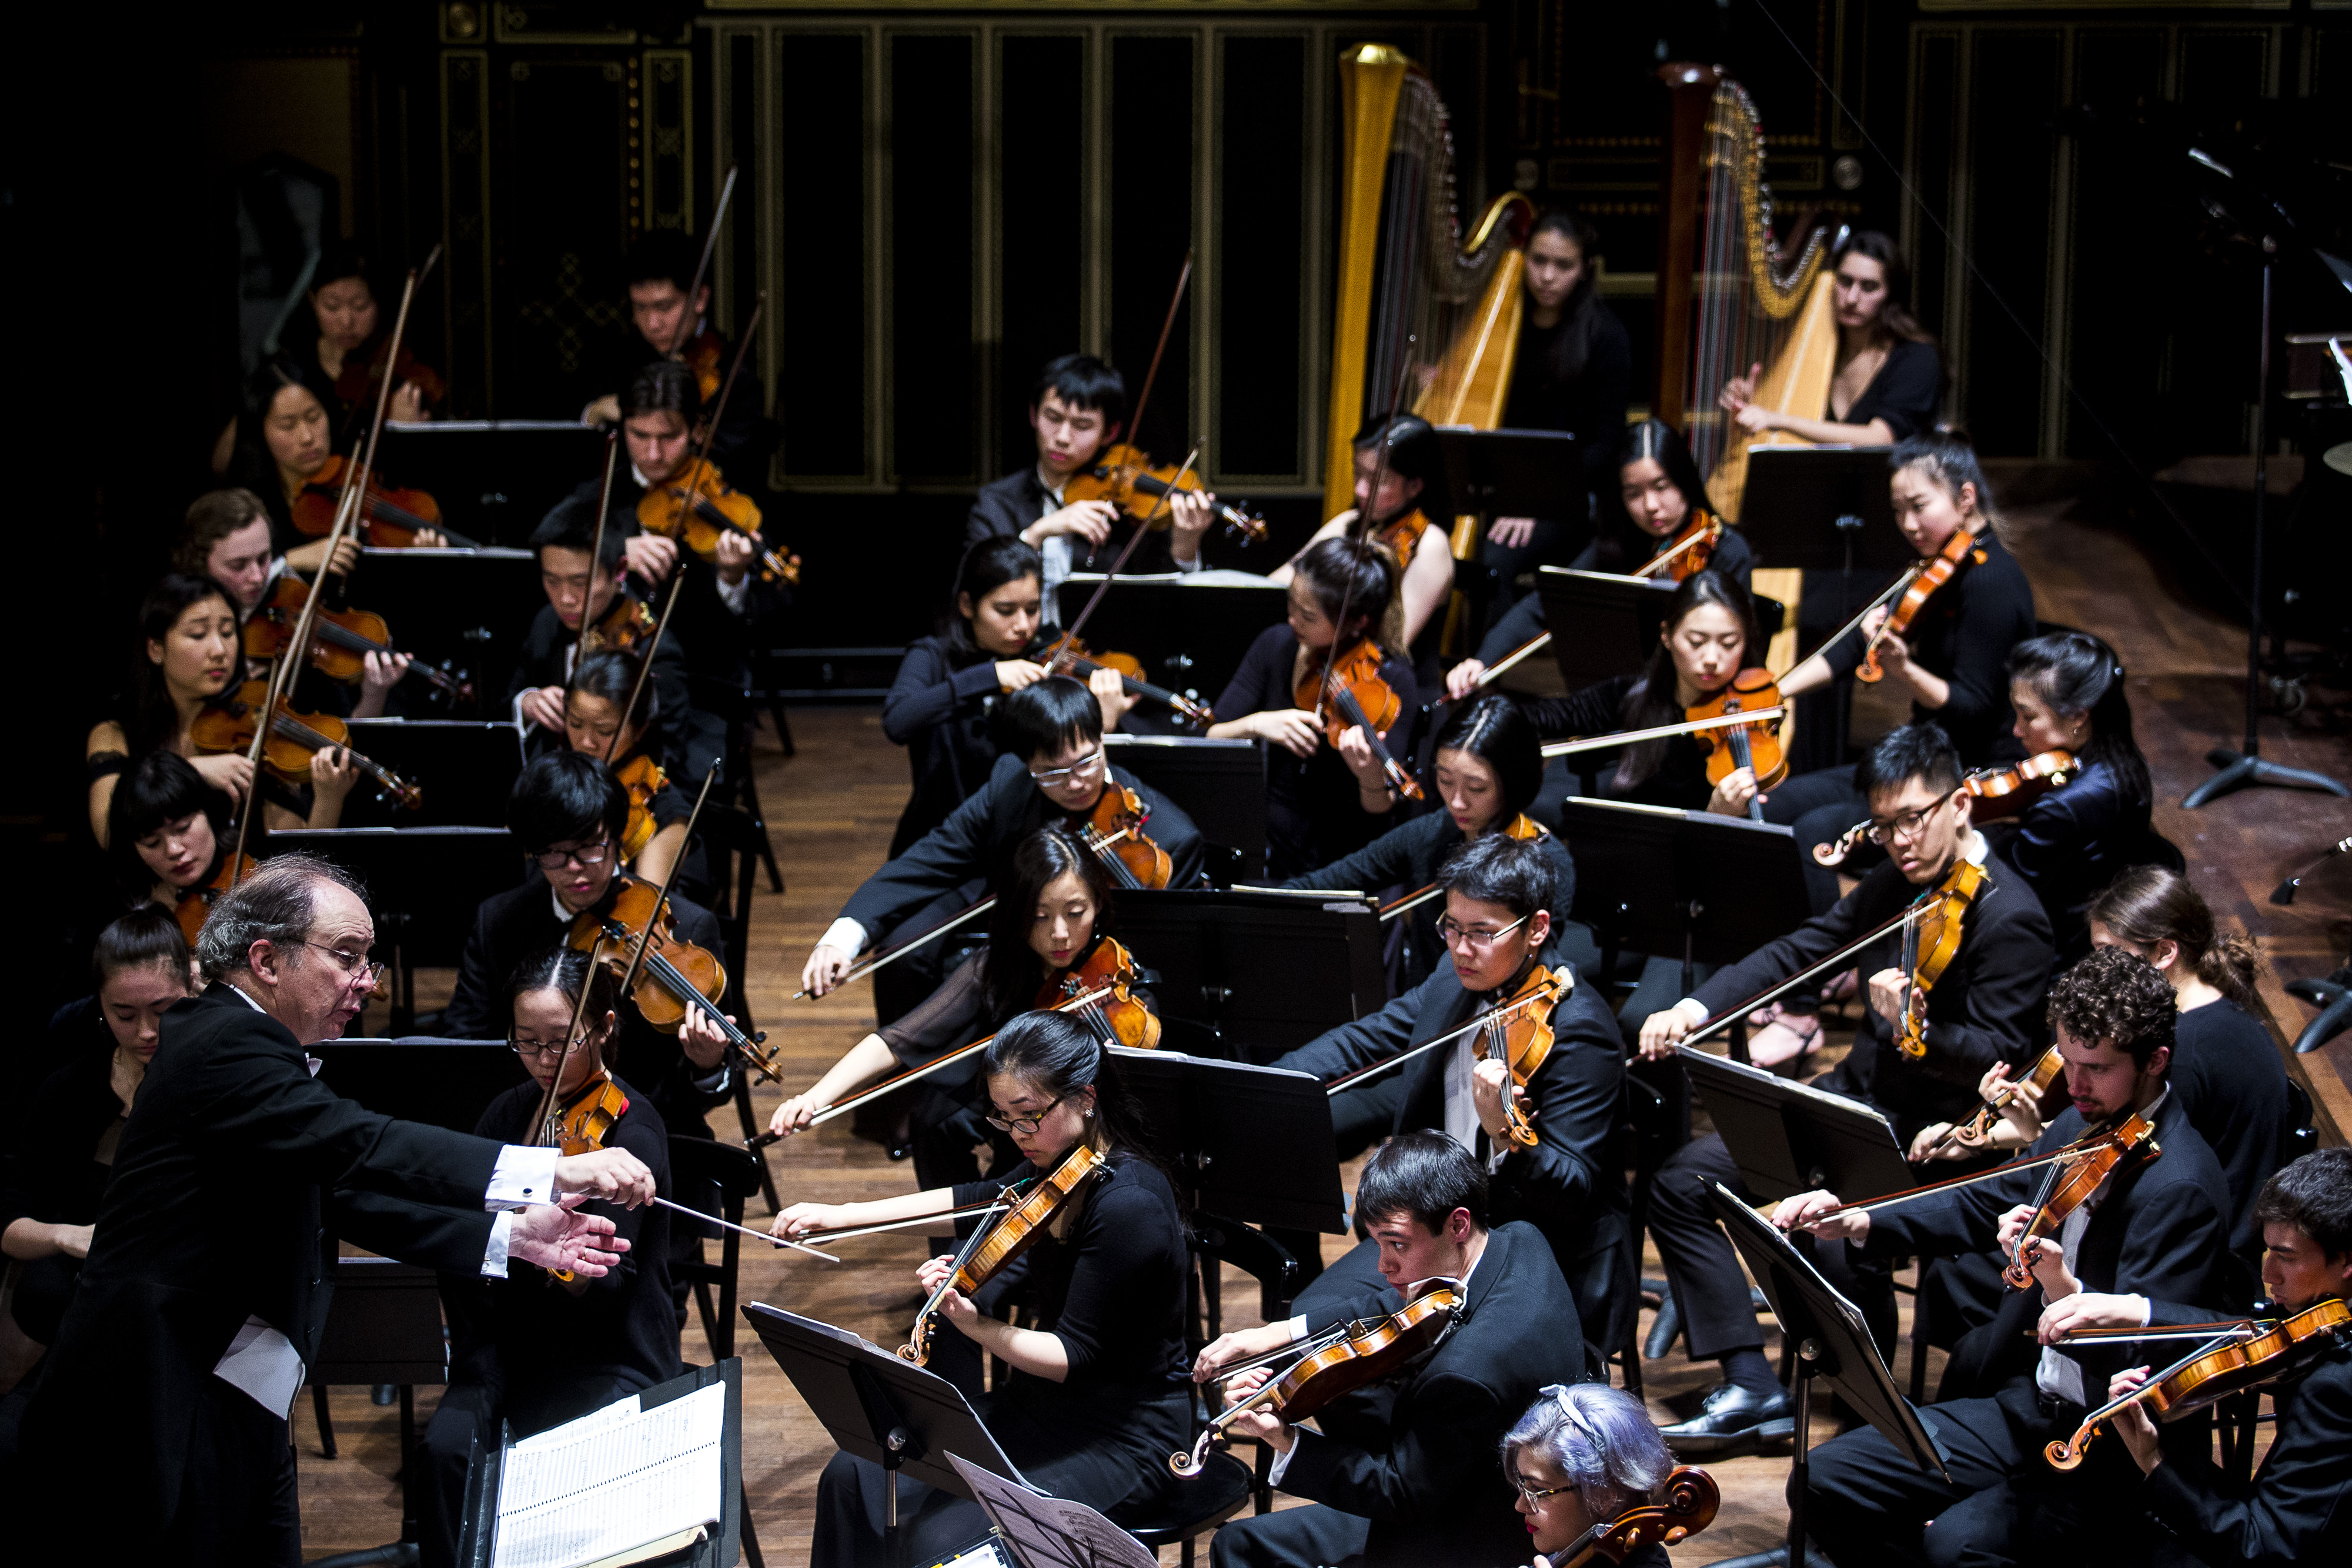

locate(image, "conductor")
(12, 854), (656, 1563)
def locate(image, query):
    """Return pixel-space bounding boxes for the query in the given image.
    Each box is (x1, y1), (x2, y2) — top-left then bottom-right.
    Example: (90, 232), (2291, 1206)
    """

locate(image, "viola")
(242, 576), (471, 701)
(1476, 964), (1573, 1149)
(1962, 750), (2077, 823)
(567, 877), (773, 1074)
(2003, 1108), (2159, 1290)
(1063, 442), (1265, 544)
(1172, 1278), (1463, 1475)
(614, 754), (669, 862)
(579, 589), (659, 657)
(1037, 937), (1162, 1051)
(1295, 638), (1425, 801)
(2044, 1296), (2352, 1470)
(636, 457), (801, 585)
(191, 681), (422, 810)
(1686, 668), (1787, 821)
(1033, 634), (1212, 725)
(1076, 780), (1176, 891)
(1546, 1467), (1721, 1568)
(901, 1142), (1109, 1366)
(1858, 524), (1984, 684)
(1632, 513), (1725, 584)
(173, 852), (259, 945)
(290, 454), (467, 547)
(1893, 856), (1988, 1060)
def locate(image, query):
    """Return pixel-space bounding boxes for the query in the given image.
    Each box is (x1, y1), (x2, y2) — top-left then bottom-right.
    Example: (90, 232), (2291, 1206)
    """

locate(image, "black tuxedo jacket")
(1278, 1221), (1588, 1568)
(964, 466), (1192, 580)
(505, 596), (698, 769)
(21, 985), (512, 1539)
(2139, 1335), (2352, 1564)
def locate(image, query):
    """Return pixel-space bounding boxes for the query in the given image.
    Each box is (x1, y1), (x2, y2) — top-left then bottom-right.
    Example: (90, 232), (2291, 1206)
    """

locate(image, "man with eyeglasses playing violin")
(442, 753), (743, 1145)
(1631, 723), (2053, 1455)
(1261, 834), (1633, 1374)
(798, 676), (1204, 1025)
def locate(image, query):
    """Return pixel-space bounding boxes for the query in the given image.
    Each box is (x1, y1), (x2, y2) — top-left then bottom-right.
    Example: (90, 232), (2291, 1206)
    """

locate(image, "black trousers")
(160, 1375), (303, 1566)
(419, 1364), (646, 1568)
(1210, 1500), (1372, 1568)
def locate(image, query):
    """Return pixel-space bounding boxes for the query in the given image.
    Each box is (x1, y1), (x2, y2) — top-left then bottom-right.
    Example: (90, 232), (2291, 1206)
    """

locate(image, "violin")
(1857, 524), (1985, 683)
(190, 681), (422, 810)
(901, 1142), (1110, 1366)
(533, 1055), (630, 1283)
(636, 457), (801, 585)
(1893, 856), (1988, 1060)
(2043, 1297), (2352, 1470)
(173, 852), (259, 945)
(1294, 638), (1425, 801)
(1172, 1278), (1463, 1475)
(290, 454), (465, 547)
(679, 327), (726, 404)
(2003, 1108), (2159, 1290)
(567, 877), (774, 1074)
(580, 588), (659, 657)
(1933, 1044), (2066, 1156)
(1076, 780), (1176, 891)
(1632, 513), (1725, 584)
(1816, 753), (2080, 868)
(1037, 937), (1162, 1051)
(614, 754), (669, 862)
(242, 576), (472, 701)
(1686, 668), (1787, 821)
(1545, 1467), (1721, 1568)
(1372, 507), (1431, 561)
(1063, 442), (1265, 544)
(1033, 635), (1212, 724)
(1476, 964), (1573, 1149)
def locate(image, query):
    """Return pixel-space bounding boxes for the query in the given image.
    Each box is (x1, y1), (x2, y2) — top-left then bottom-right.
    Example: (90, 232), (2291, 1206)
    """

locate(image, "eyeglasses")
(303, 942), (388, 992)
(1435, 914), (1530, 951)
(1028, 750), (1106, 788)
(1863, 792), (1955, 846)
(510, 1035), (589, 1061)
(534, 841), (612, 870)
(984, 1095), (1065, 1135)
(1509, 1469), (1572, 1506)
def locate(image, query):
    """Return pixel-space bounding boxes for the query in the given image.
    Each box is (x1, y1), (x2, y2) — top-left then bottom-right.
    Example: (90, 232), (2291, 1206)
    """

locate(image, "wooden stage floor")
(289, 475), (2347, 1563)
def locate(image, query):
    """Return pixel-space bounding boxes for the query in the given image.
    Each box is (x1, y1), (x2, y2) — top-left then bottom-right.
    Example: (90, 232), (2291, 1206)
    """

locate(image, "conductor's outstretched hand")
(510, 1196), (629, 1277)
(554, 1147), (657, 1206)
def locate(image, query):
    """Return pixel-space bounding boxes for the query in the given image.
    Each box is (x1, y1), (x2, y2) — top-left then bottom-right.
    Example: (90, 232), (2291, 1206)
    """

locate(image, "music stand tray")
(339, 720), (524, 828)
(1106, 888), (1385, 1062)
(1534, 569), (1679, 686)
(1055, 577), (1282, 709)
(1737, 447), (1908, 573)
(1427, 426), (1582, 518)
(375, 420), (607, 547)
(1104, 735), (1268, 881)
(1677, 1047), (1916, 1203)
(1110, 1047), (1345, 1234)
(1555, 798), (1813, 976)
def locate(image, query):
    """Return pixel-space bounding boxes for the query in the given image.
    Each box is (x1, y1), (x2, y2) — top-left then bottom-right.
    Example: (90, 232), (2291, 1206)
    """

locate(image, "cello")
(1542, 1467), (1721, 1568)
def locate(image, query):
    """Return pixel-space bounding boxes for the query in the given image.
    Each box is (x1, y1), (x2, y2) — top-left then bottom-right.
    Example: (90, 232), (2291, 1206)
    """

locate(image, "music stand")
(1106, 888), (1385, 1062)
(1104, 735), (1268, 881)
(1534, 569), (1678, 685)
(305, 1256), (446, 1563)
(1735, 448), (1905, 572)
(1426, 426), (1581, 516)
(1709, 1187), (1949, 1568)
(946, 1456), (1160, 1568)
(1676, 1048), (1916, 1203)
(1109, 1048), (1345, 1236)
(375, 420), (607, 547)
(339, 721), (524, 828)
(1054, 578), (1284, 706)
(351, 547), (542, 708)
(746, 1304), (1028, 1568)
(312, 1039), (527, 1130)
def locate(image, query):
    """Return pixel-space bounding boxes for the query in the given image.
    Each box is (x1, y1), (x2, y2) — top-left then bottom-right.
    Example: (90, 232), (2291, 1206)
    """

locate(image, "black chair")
(1181, 1216), (1299, 1522)
(681, 801), (784, 1213)
(1122, 1450), (1258, 1568)
(668, 1135), (767, 1365)
(306, 1258), (446, 1568)
(690, 672), (787, 894)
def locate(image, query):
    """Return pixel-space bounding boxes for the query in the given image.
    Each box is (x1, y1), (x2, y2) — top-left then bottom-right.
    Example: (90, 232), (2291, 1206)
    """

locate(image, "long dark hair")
(91, 905), (193, 992)
(121, 573), (245, 755)
(567, 650), (659, 754)
(225, 356), (326, 503)
(109, 750), (232, 897)
(1589, 419), (1711, 573)
(1612, 570), (1758, 793)
(983, 1009), (1163, 1176)
(1428, 693), (1543, 823)
(1526, 208), (1605, 385)
(2006, 631), (2149, 808)
(2087, 867), (2261, 1009)
(1833, 230), (1935, 347)
(1295, 536), (1403, 656)
(941, 536), (1044, 664)
(502, 946), (624, 1069)
(979, 829), (1119, 1026)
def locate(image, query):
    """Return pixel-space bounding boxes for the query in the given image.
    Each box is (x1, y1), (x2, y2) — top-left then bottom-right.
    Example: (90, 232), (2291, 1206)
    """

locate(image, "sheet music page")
(948, 1455), (1157, 1568)
(490, 1382), (724, 1568)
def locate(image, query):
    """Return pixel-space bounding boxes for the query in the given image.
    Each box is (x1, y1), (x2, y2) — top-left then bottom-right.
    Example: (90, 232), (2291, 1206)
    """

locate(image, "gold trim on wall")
(440, 49), (494, 414)
(642, 48), (693, 233)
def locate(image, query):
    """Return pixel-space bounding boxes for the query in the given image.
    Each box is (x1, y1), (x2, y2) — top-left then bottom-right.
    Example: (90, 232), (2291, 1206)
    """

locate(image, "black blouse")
(2167, 999), (2293, 1259)
(1524, 674), (1716, 812)
(1822, 531), (2036, 767)
(1503, 298), (1632, 447)
(0, 1045), (126, 1239)
(1838, 339), (1945, 440)
(882, 636), (1007, 857)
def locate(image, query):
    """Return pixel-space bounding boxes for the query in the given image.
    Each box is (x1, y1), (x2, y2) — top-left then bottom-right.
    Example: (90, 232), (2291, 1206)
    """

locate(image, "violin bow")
(789, 895), (999, 1001)
(672, 162), (740, 360)
(583, 426), (620, 632)
(647, 1194), (841, 1262)
(1121, 250), (1194, 465)
(1664, 892), (1929, 1051)
(1822, 566), (1919, 667)
(532, 927), (611, 1145)
(1539, 706), (1789, 760)
(1324, 972), (1567, 1096)
(1777, 1114), (2150, 1229)
(612, 766), (722, 1004)
(606, 571), (686, 765)
(1317, 342), (1416, 727)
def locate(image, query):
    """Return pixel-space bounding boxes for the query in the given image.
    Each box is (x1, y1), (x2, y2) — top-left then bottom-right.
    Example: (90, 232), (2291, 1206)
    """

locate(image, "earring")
(1084, 1110), (1094, 1119)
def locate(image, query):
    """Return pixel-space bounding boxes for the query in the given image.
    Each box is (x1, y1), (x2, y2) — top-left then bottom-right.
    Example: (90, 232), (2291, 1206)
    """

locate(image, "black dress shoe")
(1657, 1382), (1796, 1456)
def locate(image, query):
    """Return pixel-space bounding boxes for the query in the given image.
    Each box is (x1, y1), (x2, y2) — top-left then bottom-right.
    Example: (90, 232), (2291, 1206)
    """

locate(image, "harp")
(1325, 44), (1532, 520)
(1655, 70), (1838, 524)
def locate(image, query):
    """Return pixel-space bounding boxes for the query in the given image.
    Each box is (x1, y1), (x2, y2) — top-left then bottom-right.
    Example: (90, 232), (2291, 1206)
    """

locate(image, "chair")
(1122, 1451), (1258, 1568)
(306, 1258), (446, 1568)
(1182, 1215), (1299, 1520)
(687, 802), (784, 1214)
(669, 1136), (767, 1365)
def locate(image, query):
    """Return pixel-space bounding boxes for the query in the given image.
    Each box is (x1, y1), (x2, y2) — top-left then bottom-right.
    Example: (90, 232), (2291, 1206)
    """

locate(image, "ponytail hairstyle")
(983, 1008), (1165, 1176)
(1832, 230), (1936, 348)
(1428, 693), (1544, 824)
(501, 946), (623, 1069)
(979, 828), (1120, 1026)
(1295, 535), (1405, 656)
(942, 536), (1045, 664)
(1612, 570), (1758, 793)
(567, 650), (660, 754)
(1891, 428), (2006, 546)
(1525, 208), (1606, 385)
(2006, 631), (2150, 808)
(91, 905), (193, 992)
(2087, 867), (2261, 1009)
(1589, 419), (1710, 573)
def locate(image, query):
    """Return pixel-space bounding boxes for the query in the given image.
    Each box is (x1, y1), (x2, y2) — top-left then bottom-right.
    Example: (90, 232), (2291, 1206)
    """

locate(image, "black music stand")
(351, 547), (542, 708)
(746, 1305), (1027, 1568)
(1534, 569), (1678, 685)
(946, 1455), (1161, 1568)
(261, 827), (527, 1032)
(1426, 426), (1581, 517)
(375, 420), (607, 547)
(1110, 1048), (1346, 1236)
(1676, 1048), (1916, 1203)
(1054, 578), (1284, 705)
(1710, 1188), (1949, 1568)
(1736, 448), (1906, 572)
(1104, 735), (1268, 881)
(312, 1039), (527, 1129)
(304, 1257), (446, 1568)
(1106, 888), (1386, 1061)
(339, 721), (524, 828)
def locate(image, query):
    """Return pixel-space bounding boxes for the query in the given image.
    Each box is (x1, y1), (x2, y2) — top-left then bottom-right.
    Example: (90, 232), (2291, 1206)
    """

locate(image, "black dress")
(1482, 297), (1633, 603)
(882, 636), (1007, 855)
(808, 1151), (1194, 1567)
(0, 1046), (127, 1343)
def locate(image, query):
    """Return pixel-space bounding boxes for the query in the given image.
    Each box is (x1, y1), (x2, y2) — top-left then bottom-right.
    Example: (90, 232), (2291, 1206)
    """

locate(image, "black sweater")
(1822, 531), (2037, 767)
(881, 636), (1007, 856)
(2168, 997), (2293, 1260)
(0, 1048), (125, 1238)
(1525, 674), (1717, 813)
(1839, 339), (1945, 441)
(1990, 757), (2152, 964)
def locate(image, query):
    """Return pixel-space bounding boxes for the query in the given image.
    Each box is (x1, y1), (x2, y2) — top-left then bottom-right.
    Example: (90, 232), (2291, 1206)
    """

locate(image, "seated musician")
(285, 242), (444, 440)
(220, 357), (447, 553)
(1208, 537), (1418, 877)
(1282, 692), (1573, 993)
(106, 751), (235, 931)
(1197, 1132), (1589, 1568)
(1718, 230), (1945, 453)
(769, 827), (1149, 1192)
(1448, 420), (1749, 700)
(2, 909), (190, 1349)
(799, 676), (1202, 1022)
(85, 573), (359, 847)
(965, 353), (1215, 623)
(1266, 413), (1454, 650)
(1482, 209), (1632, 612)
(581, 230), (766, 473)
(418, 948), (676, 1568)
(2109, 1149), (2352, 1567)
(1780, 947), (2236, 1567)
(510, 493), (697, 766)
(1633, 723), (2053, 1450)
(1502, 1384), (1679, 1568)
(555, 650), (692, 891)
(776, 1012), (1196, 1562)
(1269, 834), (1629, 1365)
(443, 752), (740, 1143)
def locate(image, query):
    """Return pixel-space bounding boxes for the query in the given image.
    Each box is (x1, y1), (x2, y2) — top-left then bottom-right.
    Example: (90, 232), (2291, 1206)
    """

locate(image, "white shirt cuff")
(714, 573), (752, 613)
(1675, 998), (1708, 1021)
(1267, 1431), (1302, 1487)
(2131, 1294), (2152, 1326)
(484, 1210), (516, 1279)
(486, 1146), (562, 1209)
(1172, 551), (1204, 575)
(820, 917), (868, 956)
(692, 1062), (731, 1095)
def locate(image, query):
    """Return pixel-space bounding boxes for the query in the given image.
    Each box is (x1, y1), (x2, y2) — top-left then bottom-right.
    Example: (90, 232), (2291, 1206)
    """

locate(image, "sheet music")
(948, 1455), (1157, 1568)
(491, 1383), (724, 1568)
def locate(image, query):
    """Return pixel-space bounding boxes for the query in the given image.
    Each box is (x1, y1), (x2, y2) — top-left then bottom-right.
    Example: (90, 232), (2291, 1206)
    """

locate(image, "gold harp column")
(1323, 44), (1411, 521)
